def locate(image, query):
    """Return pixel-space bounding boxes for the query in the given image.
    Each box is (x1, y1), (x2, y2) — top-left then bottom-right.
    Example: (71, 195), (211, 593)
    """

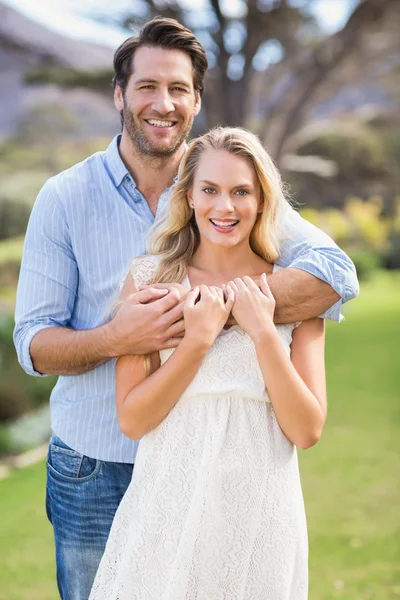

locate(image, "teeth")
(147, 119), (175, 127)
(211, 219), (239, 228)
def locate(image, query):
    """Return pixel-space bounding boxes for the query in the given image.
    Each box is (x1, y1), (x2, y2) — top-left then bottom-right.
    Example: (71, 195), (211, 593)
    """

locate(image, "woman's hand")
(228, 274), (276, 341)
(183, 285), (235, 351)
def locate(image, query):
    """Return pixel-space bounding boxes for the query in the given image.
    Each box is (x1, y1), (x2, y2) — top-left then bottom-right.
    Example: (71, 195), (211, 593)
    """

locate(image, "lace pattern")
(90, 255), (307, 600)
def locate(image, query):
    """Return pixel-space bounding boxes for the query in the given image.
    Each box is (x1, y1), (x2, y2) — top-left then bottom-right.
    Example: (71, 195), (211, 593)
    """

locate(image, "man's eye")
(171, 87), (186, 92)
(140, 85), (154, 90)
(203, 188), (215, 194)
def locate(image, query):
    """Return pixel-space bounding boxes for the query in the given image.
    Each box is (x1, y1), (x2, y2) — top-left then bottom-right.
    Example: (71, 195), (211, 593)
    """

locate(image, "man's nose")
(152, 91), (175, 114)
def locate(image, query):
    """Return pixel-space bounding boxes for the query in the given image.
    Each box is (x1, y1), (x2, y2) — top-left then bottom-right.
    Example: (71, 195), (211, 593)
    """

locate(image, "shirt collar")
(105, 134), (133, 188)
(105, 134), (188, 189)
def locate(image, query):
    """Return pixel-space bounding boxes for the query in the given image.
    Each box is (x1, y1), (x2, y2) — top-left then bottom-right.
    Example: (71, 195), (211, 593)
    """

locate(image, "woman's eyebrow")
(199, 179), (254, 188)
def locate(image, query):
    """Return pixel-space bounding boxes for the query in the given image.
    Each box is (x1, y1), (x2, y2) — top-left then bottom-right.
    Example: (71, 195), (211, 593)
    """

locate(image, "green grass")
(0, 462), (57, 600)
(302, 271), (400, 600)
(0, 272), (399, 599)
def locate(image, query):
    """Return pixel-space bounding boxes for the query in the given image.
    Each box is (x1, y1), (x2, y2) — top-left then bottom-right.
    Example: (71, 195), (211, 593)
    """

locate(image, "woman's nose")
(216, 193), (235, 212)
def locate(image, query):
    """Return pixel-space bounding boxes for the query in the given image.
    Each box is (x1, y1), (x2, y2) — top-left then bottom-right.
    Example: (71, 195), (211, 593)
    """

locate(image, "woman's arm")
(116, 340), (207, 441)
(254, 317), (326, 449)
(229, 275), (327, 449)
(116, 285), (234, 441)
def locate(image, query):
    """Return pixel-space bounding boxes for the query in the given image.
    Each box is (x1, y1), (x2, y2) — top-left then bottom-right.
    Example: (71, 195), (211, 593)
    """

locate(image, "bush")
(384, 230), (400, 269)
(0, 382), (31, 421)
(0, 198), (31, 241)
(349, 250), (383, 281)
(0, 260), (20, 287)
(0, 313), (56, 422)
(0, 423), (11, 455)
(298, 127), (392, 181)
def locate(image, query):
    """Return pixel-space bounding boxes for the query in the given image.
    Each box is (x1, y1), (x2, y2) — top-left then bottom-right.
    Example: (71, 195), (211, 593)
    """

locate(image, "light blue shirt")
(14, 135), (359, 462)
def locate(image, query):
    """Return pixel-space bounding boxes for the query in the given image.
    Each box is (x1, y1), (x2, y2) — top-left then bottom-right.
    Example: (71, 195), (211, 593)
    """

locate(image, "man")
(14, 17), (358, 600)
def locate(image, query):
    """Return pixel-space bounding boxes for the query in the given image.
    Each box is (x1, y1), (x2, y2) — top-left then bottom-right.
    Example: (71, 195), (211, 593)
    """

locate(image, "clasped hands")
(109, 274), (276, 357)
(131, 274), (276, 353)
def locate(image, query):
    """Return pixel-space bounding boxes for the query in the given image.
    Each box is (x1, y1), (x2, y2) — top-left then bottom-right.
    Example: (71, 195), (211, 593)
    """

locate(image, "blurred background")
(0, 0), (399, 598)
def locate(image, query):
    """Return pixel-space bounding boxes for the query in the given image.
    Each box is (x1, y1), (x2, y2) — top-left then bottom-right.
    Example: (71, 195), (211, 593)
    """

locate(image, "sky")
(3, 0), (356, 48)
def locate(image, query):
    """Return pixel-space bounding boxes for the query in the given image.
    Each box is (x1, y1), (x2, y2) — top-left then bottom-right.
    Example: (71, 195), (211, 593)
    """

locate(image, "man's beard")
(122, 106), (194, 158)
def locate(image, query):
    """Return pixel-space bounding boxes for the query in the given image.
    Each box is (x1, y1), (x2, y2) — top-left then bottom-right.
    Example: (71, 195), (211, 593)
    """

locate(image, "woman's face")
(188, 149), (262, 250)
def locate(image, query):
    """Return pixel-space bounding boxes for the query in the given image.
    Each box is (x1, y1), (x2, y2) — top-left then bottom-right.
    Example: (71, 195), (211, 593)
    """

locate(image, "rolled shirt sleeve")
(14, 179), (78, 376)
(277, 204), (360, 321)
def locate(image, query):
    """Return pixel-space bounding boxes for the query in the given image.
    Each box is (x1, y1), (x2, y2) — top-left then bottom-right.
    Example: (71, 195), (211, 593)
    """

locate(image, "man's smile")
(144, 119), (177, 128)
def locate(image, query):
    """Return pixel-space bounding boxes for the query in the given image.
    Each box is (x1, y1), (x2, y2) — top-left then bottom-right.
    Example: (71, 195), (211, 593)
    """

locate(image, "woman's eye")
(236, 189), (249, 196)
(203, 187), (215, 194)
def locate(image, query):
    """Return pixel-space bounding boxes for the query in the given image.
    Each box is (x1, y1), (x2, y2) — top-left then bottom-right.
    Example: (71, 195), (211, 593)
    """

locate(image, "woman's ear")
(187, 191), (194, 209)
(257, 200), (264, 214)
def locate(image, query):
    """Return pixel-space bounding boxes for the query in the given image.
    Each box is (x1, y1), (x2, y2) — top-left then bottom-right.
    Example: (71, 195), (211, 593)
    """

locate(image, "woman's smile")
(209, 218), (240, 233)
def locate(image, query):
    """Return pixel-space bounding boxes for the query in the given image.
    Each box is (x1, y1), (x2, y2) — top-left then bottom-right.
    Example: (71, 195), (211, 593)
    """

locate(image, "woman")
(90, 127), (326, 600)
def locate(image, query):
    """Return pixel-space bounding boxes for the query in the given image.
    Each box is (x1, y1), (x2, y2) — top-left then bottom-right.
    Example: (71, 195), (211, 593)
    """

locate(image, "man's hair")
(113, 17), (208, 96)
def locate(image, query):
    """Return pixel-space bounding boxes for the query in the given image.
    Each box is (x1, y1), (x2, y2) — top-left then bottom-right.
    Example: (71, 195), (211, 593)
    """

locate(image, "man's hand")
(106, 287), (185, 356)
(139, 282), (190, 301)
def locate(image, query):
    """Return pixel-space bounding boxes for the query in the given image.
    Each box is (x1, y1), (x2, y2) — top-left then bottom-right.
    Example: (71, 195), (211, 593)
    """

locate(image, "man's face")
(114, 46), (201, 157)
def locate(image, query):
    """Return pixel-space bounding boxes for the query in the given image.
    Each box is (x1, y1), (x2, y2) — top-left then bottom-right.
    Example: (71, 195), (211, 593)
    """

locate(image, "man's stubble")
(122, 104), (194, 159)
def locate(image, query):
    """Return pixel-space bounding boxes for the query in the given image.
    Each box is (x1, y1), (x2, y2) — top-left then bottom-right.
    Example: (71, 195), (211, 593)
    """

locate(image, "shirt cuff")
(17, 323), (52, 377)
(287, 253), (346, 323)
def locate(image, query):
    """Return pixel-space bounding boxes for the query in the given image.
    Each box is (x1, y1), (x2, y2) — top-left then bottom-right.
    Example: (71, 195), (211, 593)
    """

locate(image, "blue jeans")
(46, 435), (134, 600)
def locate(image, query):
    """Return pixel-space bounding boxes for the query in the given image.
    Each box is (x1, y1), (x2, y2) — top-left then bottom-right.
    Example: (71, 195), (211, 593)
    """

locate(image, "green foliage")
(0, 199), (30, 241)
(25, 66), (114, 95)
(0, 129), (111, 220)
(0, 313), (56, 424)
(0, 238), (24, 290)
(289, 118), (400, 210)
(0, 424), (11, 455)
(298, 126), (393, 180)
(349, 250), (382, 281)
(301, 196), (399, 279)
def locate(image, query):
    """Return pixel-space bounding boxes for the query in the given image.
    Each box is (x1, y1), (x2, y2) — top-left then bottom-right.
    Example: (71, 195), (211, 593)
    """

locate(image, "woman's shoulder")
(128, 254), (162, 288)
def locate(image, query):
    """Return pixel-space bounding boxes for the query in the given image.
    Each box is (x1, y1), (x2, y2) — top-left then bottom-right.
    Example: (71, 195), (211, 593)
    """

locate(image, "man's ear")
(114, 84), (124, 112)
(194, 93), (201, 116)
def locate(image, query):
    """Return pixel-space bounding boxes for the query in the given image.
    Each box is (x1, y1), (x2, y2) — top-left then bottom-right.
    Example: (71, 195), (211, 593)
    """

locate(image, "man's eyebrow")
(170, 80), (191, 87)
(134, 79), (158, 85)
(134, 78), (191, 87)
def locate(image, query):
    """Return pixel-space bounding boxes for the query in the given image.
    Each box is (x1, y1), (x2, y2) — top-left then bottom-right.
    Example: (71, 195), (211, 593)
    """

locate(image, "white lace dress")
(89, 256), (308, 600)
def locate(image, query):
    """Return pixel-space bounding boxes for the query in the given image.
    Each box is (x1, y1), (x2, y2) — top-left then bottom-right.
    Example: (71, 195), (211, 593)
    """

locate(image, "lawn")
(0, 272), (399, 600)
(302, 271), (400, 600)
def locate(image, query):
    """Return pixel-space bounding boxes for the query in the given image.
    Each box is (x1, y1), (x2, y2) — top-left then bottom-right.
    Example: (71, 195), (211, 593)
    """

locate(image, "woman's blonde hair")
(148, 126), (288, 283)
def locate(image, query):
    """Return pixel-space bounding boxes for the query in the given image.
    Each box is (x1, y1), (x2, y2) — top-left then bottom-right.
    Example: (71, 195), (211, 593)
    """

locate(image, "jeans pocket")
(47, 437), (100, 483)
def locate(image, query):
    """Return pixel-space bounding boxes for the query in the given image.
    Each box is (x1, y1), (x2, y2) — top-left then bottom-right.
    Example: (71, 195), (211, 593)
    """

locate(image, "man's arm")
(272, 204), (359, 323)
(267, 268), (339, 323)
(14, 182), (184, 377)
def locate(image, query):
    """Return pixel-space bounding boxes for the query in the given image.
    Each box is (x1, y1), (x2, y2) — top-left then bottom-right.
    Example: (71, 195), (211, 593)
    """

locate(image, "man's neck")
(118, 132), (184, 214)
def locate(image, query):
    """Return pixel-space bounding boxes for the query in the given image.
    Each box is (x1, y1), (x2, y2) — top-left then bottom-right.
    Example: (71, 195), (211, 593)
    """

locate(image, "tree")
(122, 0), (399, 164)
(25, 0), (400, 171)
